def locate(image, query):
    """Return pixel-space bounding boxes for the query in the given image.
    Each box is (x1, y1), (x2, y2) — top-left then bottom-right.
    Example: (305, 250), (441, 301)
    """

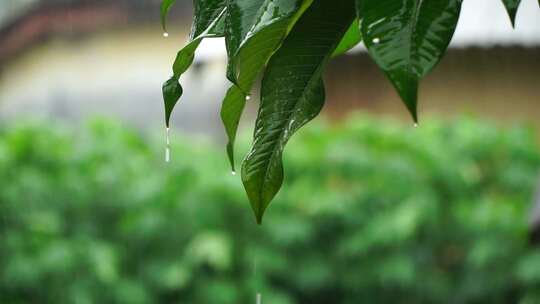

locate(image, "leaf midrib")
(256, 22), (352, 206)
(407, 0), (424, 77)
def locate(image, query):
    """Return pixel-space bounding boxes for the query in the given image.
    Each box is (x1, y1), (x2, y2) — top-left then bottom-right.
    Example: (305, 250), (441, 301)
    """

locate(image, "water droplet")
(245, 95), (251, 101)
(165, 127), (171, 163)
(231, 171), (237, 176)
(163, 32), (169, 38)
(253, 240), (262, 304)
(372, 38), (380, 44)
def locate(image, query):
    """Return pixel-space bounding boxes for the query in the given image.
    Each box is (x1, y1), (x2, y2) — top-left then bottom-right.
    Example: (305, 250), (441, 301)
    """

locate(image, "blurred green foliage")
(1, 116), (540, 304)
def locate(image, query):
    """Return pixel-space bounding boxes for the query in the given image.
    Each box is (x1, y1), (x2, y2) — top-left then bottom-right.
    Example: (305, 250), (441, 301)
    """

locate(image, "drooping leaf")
(332, 18), (362, 57)
(160, 0), (177, 33)
(241, 0), (356, 224)
(502, 0), (522, 27)
(163, 1), (227, 127)
(220, 0), (311, 170)
(163, 78), (182, 127)
(361, 0), (462, 122)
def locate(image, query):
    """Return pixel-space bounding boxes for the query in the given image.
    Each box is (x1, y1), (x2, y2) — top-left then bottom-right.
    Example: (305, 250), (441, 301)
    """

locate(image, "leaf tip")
(250, 199), (266, 225)
(395, 76), (419, 125)
(255, 213), (264, 225)
(162, 77), (182, 129)
(160, 0), (177, 33)
(226, 142), (236, 172)
(411, 108), (419, 125)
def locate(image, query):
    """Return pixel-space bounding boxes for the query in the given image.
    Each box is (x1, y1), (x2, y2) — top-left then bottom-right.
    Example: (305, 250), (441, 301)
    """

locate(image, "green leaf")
(361, 0), (462, 122)
(162, 1), (227, 127)
(191, 0), (228, 38)
(502, 0), (522, 27)
(220, 0), (310, 170)
(224, 0), (266, 83)
(160, 0), (177, 33)
(332, 18), (362, 57)
(241, 0), (356, 224)
(163, 79), (182, 128)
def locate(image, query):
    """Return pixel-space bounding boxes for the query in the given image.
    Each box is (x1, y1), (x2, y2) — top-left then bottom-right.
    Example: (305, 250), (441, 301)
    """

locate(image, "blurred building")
(0, 0), (223, 136)
(326, 0), (540, 124)
(0, 0), (539, 135)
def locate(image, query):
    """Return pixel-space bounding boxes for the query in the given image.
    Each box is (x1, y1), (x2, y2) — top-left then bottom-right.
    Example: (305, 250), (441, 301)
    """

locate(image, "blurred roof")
(449, 0), (540, 48)
(0, 0), (38, 28)
(350, 0), (540, 53)
(197, 0), (540, 60)
(0, 0), (538, 64)
(0, 0), (190, 64)
(0, 0), (166, 27)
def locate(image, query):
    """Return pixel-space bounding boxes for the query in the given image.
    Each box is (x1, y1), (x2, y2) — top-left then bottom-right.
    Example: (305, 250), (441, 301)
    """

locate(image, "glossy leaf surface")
(221, 0), (308, 169)
(224, 0), (265, 82)
(502, 0), (522, 27)
(241, 0), (356, 223)
(361, 0), (462, 122)
(191, 0), (228, 38)
(224, 0), (310, 83)
(162, 2), (226, 127)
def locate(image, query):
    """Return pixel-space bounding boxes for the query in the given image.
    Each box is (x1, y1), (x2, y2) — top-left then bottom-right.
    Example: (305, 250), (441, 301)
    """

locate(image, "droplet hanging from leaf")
(160, 0), (177, 33)
(361, 0), (462, 123)
(161, 1), (227, 129)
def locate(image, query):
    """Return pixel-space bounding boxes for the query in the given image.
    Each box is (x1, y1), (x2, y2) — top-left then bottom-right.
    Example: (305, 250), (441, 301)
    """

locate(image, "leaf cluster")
(162, 0), (537, 223)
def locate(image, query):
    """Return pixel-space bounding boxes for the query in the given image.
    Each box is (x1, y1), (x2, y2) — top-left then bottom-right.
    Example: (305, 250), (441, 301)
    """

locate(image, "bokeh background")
(1, 0), (540, 303)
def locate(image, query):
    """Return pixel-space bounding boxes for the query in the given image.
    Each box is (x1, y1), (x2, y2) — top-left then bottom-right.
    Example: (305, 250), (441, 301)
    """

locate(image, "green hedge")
(1, 117), (540, 304)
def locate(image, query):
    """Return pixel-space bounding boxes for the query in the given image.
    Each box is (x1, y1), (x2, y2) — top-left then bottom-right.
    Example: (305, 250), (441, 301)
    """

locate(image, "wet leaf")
(224, 0), (266, 83)
(502, 0), (522, 27)
(191, 0), (228, 38)
(241, 0), (356, 224)
(162, 1), (227, 127)
(163, 79), (182, 128)
(221, 0), (310, 170)
(361, 0), (462, 122)
(160, 0), (177, 32)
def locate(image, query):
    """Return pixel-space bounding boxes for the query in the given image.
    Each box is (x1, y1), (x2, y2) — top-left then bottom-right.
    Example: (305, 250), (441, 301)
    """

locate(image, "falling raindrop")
(165, 147), (171, 163)
(163, 32), (169, 38)
(254, 257), (261, 304)
(165, 127), (171, 163)
(372, 37), (380, 44)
